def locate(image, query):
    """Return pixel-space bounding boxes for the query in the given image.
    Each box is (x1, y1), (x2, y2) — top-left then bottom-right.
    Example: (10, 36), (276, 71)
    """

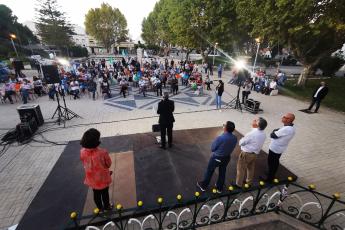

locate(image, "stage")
(16, 127), (296, 229)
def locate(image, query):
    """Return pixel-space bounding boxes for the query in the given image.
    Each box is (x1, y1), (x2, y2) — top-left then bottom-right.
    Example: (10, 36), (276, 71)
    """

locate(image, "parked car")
(0, 61), (11, 83)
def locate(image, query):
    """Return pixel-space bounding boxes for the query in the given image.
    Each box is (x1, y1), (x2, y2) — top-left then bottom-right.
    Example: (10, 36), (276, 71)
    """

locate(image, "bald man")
(266, 113), (296, 182)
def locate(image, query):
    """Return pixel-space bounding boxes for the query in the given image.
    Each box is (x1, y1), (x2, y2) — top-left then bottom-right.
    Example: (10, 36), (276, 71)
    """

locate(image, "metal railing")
(65, 177), (345, 230)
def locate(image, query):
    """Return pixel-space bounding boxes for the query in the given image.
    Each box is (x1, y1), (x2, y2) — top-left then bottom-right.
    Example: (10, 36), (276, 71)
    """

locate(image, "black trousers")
(267, 149), (282, 182)
(93, 187), (110, 210)
(160, 123), (173, 147)
(242, 91), (250, 104)
(308, 97), (321, 112)
(156, 85), (162, 96)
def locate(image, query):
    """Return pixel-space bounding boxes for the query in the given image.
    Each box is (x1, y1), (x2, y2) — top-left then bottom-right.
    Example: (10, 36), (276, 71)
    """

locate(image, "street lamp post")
(213, 42), (218, 66)
(10, 34), (19, 58)
(252, 38), (260, 74)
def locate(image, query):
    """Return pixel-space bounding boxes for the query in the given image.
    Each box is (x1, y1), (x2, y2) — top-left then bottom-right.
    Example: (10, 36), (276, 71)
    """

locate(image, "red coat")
(80, 147), (112, 190)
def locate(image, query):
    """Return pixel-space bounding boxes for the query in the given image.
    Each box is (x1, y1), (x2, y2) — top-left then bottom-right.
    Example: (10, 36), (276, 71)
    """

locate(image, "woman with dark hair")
(80, 128), (112, 211)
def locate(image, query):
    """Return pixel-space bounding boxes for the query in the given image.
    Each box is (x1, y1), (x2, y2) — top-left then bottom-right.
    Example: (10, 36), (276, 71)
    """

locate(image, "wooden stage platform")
(16, 127), (296, 229)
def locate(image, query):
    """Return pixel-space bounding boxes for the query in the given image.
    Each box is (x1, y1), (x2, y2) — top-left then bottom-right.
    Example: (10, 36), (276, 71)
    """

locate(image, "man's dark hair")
(80, 128), (101, 148)
(257, 117), (268, 130)
(225, 121), (235, 133)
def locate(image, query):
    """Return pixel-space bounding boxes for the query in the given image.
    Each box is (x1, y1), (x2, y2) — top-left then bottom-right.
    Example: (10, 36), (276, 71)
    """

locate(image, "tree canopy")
(0, 4), (39, 58)
(84, 3), (128, 52)
(236, 0), (345, 86)
(141, 0), (249, 61)
(35, 0), (75, 49)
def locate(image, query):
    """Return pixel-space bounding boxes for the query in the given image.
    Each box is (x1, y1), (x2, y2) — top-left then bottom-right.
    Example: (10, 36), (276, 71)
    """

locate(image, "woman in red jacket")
(80, 128), (112, 211)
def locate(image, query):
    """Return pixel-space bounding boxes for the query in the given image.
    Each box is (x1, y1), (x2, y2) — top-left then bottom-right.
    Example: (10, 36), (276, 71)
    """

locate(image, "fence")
(66, 177), (345, 230)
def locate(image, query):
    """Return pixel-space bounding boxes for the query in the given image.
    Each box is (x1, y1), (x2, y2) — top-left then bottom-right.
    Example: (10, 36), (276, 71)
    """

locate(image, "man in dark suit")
(157, 92), (175, 149)
(307, 81), (329, 113)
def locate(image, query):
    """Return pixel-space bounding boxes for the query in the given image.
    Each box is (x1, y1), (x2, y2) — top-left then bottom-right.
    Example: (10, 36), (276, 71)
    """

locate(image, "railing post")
(192, 192), (200, 228)
(251, 184), (262, 215)
(157, 197), (163, 229)
(317, 193), (340, 228)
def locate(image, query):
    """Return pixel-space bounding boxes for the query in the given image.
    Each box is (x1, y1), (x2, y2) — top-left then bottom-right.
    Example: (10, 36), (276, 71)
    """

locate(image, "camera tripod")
(52, 89), (81, 127)
(224, 84), (243, 112)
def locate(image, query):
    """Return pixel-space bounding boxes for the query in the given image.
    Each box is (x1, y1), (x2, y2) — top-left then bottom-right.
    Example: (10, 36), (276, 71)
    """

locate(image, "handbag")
(152, 124), (160, 132)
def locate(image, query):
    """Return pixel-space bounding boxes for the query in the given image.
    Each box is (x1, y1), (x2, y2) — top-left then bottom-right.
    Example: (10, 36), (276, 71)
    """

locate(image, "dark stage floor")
(16, 127), (296, 230)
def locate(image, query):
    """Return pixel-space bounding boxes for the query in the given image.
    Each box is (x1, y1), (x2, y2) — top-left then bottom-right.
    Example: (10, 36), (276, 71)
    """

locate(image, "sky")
(0, 0), (159, 41)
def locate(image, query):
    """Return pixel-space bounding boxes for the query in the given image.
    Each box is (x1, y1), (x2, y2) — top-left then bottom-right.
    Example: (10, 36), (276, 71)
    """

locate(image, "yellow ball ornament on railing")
(288, 176), (293, 182)
(228, 186), (234, 191)
(244, 184), (250, 189)
(273, 178), (279, 184)
(259, 181), (265, 186)
(333, 192), (341, 200)
(93, 208), (100, 215)
(157, 197), (163, 204)
(116, 204), (122, 210)
(195, 192), (200, 197)
(137, 201), (143, 207)
(212, 188), (217, 194)
(308, 184), (316, 190)
(70, 212), (77, 219)
(177, 194), (182, 200)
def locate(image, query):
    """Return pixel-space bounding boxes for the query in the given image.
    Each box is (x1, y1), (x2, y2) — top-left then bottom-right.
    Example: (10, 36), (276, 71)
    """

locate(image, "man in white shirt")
(266, 113), (296, 182)
(236, 117), (267, 187)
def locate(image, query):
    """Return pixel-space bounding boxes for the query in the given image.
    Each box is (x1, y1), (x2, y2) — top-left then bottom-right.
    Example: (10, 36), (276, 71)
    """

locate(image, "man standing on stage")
(157, 92), (175, 149)
(266, 113), (296, 182)
(197, 121), (237, 193)
(307, 81), (329, 113)
(236, 117), (267, 187)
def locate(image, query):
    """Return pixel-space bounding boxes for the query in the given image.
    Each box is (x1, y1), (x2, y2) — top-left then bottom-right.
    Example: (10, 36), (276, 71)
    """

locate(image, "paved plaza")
(0, 70), (345, 229)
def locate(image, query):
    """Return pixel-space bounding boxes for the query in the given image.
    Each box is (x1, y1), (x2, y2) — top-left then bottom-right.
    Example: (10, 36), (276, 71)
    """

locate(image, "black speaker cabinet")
(245, 99), (261, 114)
(16, 117), (38, 142)
(42, 65), (60, 84)
(17, 104), (44, 126)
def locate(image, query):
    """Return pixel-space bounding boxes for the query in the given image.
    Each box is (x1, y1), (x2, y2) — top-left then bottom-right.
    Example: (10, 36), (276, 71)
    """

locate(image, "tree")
(141, 0), (248, 62)
(35, 0), (74, 50)
(236, 0), (345, 87)
(84, 3), (128, 53)
(0, 4), (39, 58)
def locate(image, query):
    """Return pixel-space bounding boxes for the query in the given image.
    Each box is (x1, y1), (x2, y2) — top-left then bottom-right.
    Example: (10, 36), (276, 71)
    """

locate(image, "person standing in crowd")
(242, 79), (252, 104)
(205, 75), (211, 90)
(217, 64), (223, 78)
(307, 81), (329, 113)
(3, 81), (14, 104)
(70, 78), (80, 99)
(197, 121), (237, 193)
(266, 113), (296, 182)
(20, 79), (32, 104)
(215, 80), (224, 110)
(236, 117), (267, 187)
(33, 76), (43, 96)
(209, 62), (213, 76)
(80, 128), (113, 212)
(119, 78), (128, 98)
(88, 77), (97, 100)
(171, 76), (179, 95)
(157, 92), (175, 149)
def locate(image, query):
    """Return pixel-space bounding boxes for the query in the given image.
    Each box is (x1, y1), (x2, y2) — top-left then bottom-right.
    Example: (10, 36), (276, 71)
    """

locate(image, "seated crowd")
(1, 57), (219, 104)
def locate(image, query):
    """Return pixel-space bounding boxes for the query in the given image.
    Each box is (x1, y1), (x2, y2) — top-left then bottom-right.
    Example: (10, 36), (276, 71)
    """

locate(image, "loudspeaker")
(42, 65), (60, 84)
(16, 116), (38, 142)
(13, 60), (24, 70)
(17, 104), (44, 126)
(245, 99), (261, 114)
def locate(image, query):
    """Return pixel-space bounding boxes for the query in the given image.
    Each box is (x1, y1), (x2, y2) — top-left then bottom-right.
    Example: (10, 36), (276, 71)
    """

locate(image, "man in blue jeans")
(197, 121), (237, 193)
